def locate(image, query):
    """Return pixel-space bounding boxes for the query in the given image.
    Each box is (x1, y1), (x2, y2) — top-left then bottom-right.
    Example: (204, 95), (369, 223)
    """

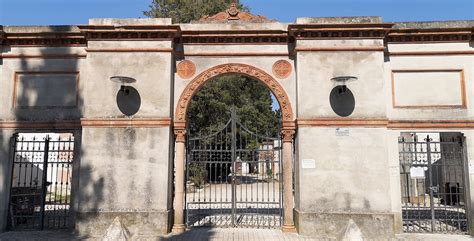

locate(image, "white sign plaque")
(410, 167), (425, 179)
(335, 128), (350, 136)
(302, 159), (316, 169)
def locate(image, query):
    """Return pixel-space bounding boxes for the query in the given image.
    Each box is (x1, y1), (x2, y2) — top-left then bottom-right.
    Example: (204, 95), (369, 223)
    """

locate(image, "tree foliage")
(188, 75), (281, 137)
(144, 0), (249, 23)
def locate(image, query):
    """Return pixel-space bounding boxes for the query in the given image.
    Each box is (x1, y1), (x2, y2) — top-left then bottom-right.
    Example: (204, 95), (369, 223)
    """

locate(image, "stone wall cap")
(393, 20), (474, 29)
(180, 22), (288, 31)
(296, 16), (382, 24)
(3, 25), (80, 33)
(89, 18), (172, 26)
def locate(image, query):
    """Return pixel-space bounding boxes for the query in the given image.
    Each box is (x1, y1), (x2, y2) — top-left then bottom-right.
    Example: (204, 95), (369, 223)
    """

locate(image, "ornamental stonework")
(175, 63), (294, 123)
(174, 129), (187, 143)
(281, 129), (296, 142)
(272, 60), (292, 79)
(195, 2), (272, 23)
(177, 60), (196, 79)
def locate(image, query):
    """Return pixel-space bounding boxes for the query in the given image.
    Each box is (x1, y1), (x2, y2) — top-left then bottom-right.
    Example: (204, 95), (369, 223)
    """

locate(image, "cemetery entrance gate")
(185, 108), (282, 228)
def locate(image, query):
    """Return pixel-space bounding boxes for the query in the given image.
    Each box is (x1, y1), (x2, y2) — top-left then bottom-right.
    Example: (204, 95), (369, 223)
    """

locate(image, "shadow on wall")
(1, 26), (105, 232)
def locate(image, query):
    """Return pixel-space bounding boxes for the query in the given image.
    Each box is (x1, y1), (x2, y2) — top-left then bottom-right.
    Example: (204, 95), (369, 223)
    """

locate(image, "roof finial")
(196, 0), (271, 23)
(227, 0), (240, 18)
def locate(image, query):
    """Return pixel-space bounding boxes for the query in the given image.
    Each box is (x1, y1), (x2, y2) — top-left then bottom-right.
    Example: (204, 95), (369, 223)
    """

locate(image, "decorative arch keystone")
(174, 63), (294, 129)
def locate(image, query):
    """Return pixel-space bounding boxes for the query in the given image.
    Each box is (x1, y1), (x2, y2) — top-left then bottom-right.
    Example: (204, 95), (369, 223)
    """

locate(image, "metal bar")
(425, 136), (436, 232)
(231, 108), (237, 227)
(39, 136), (50, 230)
(185, 108), (282, 229)
(399, 132), (469, 234)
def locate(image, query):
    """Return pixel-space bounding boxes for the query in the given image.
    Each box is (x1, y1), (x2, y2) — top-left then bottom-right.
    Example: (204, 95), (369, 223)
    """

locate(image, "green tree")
(188, 75), (281, 137)
(144, 0), (249, 23)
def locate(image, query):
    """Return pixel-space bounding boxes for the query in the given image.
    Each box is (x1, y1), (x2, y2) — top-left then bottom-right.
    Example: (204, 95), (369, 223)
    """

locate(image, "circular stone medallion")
(177, 60), (196, 79)
(272, 60), (292, 79)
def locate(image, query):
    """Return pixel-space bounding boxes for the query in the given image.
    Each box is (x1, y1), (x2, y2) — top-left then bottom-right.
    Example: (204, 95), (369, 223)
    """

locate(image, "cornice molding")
(1, 24), (471, 47)
(0, 118), (172, 129)
(288, 23), (394, 40)
(388, 120), (474, 129)
(2, 32), (86, 46)
(85, 48), (173, 53)
(1, 54), (87, 59)
(295, 46), (385, 52)
(174, 51), (290, 57)
(1, 118), (473, 130)
(297, 118), (474, 129)
(388, 50), (474, 56)
(78, 25), (181, 41)
(386, 28), (473, 43)
(177, 30), (292, 45)
(297, 118), (389, 127)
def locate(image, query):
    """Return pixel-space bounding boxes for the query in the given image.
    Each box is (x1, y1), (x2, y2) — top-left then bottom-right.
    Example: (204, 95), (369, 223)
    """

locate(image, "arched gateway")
(1, 1), (474, 239)
(172, 63), (296, 233)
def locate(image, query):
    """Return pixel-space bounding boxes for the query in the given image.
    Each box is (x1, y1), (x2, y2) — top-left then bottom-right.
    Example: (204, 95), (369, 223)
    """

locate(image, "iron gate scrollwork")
(185, 109), (282, 228)
(399, 132), (468, 234)
(8, 133), (75, 230)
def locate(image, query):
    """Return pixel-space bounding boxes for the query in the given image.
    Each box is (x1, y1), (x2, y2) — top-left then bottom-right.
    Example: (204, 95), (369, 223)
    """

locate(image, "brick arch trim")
(174, 63), (295, 129)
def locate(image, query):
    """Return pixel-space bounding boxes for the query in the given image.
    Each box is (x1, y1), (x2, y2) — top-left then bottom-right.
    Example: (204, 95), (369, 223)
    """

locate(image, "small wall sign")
(410, 167), (426, 179)
(302, 159), (316, 169)
(335, 128), (350, 136)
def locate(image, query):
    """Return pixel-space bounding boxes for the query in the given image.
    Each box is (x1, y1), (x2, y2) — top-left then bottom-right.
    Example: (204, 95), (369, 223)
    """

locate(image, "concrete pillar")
(281, 129), (296, 233)
(171, 129), (186, 234)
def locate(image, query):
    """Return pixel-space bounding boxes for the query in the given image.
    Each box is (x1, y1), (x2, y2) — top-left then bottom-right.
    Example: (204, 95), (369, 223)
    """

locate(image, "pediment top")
(194, 0), (274, 24)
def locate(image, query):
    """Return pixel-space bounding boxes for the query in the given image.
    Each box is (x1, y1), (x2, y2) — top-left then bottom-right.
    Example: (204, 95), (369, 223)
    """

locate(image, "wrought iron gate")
(185, 109), (282, 228)
(399, 132), (468, 234)
(8, 133), (75, 230)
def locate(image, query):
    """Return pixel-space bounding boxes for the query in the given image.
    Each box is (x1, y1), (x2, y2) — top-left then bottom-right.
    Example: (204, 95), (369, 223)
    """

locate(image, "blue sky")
(1, 0), (473, 25)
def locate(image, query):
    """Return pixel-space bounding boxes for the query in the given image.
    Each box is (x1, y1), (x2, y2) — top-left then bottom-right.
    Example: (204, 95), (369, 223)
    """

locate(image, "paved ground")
(0, 228), (473, 241)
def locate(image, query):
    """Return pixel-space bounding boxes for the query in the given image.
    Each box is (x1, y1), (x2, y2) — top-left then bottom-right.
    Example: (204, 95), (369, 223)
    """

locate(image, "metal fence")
(8, 133), (75, 230)
(185, 109), (282, 228)
(399, 132), (467, 234)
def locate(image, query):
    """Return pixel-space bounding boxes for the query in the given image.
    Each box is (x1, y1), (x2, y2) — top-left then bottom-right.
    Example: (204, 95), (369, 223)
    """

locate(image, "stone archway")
(172, 63), (297, 233)
(174, 63), (294, 129)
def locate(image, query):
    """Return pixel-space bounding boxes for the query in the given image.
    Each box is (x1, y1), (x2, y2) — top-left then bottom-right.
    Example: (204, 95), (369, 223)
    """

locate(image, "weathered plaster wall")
(296, 39), (386, 118)
(294, 38), (392, 238)
(76, 39), (175, 236)
(0, 47), (85, 121)
(83, 41), (173, 118)
(385, 42), (474, 120)
(76, 127), (172, 236)
(295, 127), (394, 238)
